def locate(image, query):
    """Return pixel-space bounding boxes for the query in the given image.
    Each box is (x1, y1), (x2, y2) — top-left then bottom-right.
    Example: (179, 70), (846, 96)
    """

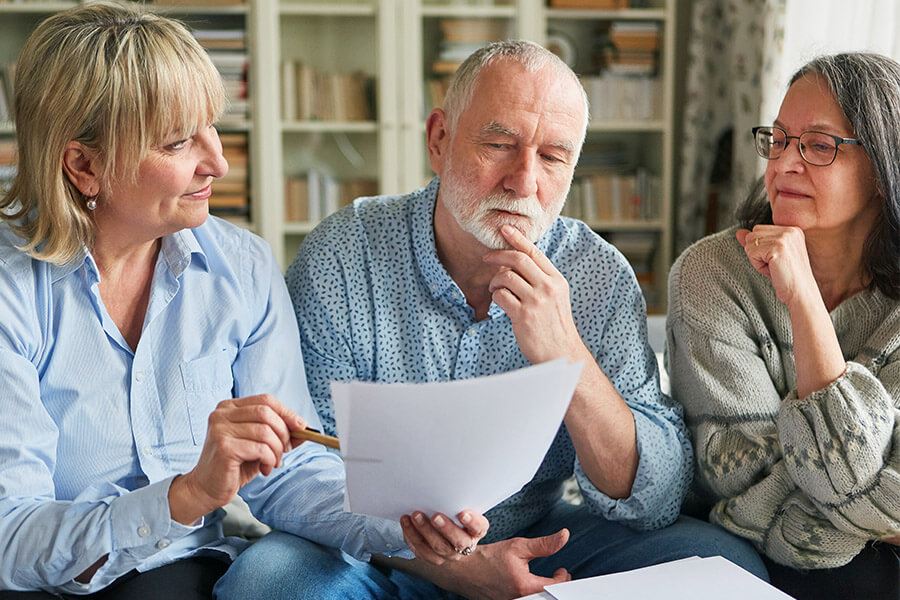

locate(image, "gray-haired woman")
(668, 52), (900, 600)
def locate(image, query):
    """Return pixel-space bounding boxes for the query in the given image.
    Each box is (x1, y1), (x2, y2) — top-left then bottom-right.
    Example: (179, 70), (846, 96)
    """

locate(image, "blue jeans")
(214, 501), (768, 599)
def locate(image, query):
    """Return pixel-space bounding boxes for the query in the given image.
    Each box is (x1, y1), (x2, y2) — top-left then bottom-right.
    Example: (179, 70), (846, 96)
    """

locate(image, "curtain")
(676, 0), (785, 252)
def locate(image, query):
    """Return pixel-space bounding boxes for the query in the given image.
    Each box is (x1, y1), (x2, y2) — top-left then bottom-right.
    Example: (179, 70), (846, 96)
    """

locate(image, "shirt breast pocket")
(180, 351), (234, 445)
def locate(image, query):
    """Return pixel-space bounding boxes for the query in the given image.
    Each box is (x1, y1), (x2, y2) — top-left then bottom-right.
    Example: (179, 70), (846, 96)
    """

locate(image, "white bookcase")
(0, 0), (677, 310)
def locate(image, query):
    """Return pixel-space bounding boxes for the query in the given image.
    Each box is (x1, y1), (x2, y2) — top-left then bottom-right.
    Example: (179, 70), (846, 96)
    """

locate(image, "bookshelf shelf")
(419, 5), (517, 18)
(586, 220), (666, 232)
(283, 222), (317, 235)
(0, 3), (74, 13)
(545, 8), (667, 21)
(279, 3), (376, 17)
(587, 120), (665, 132)
(148, 4), (248, 15)
(282, 121), (378, 133)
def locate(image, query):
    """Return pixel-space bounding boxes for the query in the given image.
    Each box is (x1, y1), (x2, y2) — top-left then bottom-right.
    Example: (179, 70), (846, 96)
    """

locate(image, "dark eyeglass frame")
(751, 125), (863, 166)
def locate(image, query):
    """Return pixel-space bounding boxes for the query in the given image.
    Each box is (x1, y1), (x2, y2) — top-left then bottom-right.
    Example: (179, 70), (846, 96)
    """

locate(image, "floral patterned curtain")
(676, 0), (785, 252)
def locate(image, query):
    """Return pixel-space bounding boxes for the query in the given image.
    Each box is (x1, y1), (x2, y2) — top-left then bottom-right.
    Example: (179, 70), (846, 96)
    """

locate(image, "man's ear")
(61, 141), (101, 198)
(426, 108), (450, 176)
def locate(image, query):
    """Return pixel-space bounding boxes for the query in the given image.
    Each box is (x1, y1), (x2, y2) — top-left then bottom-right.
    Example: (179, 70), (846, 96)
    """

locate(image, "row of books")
(196, 27), (250, 123)
(583, 74), (661, 121)
(0, 65), (14, 125)
(284, 171), (377, 223)
(209, 133), (250, 218)
(0, 139), (14, 197)
(562, 169), (661, 223)
(281, 61), (375, 122)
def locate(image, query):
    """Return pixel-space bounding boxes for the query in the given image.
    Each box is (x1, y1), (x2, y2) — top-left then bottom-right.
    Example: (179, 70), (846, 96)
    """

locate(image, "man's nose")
(503, 150), (538, 198)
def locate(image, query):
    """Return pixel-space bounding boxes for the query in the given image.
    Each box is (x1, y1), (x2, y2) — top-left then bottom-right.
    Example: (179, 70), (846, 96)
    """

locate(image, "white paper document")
(541, 556), (793, 600)
(331, 359), (583, 521)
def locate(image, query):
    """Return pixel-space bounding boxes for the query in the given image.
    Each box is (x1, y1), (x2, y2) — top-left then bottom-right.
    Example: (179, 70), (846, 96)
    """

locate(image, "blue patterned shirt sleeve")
(286, 179), (691, 540)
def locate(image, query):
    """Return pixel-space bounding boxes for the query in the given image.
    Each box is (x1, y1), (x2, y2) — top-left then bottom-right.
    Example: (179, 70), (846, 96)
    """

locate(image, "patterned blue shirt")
(287, 178), (692, 542)
(0, 217), (406, 595)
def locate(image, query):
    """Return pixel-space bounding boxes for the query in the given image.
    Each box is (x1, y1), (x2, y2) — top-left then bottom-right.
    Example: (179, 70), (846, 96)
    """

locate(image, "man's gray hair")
(442, 39), (589, 140)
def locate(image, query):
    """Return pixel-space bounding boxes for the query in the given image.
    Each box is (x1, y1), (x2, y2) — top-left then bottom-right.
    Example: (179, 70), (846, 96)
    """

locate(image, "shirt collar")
(48, 227), (209, 284)
(411, 177), (557, 302)
(411, 177), (458, 299)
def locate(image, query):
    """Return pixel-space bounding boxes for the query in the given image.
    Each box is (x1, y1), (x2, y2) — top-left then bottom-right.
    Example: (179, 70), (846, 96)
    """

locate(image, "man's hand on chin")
(483, 225), (585, 365)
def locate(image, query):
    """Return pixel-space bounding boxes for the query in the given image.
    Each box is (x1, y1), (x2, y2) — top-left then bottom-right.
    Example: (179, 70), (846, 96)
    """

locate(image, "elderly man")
(274, 41), (767, 598)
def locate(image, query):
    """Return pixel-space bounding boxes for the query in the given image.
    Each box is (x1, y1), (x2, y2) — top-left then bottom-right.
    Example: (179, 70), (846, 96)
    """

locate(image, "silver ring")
(458, 545), (475, 556)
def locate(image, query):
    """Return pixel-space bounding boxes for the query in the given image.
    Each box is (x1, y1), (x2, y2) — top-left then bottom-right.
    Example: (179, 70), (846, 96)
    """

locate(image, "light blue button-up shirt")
(287, 178), (693, 543)
(0, 217), (406, 595)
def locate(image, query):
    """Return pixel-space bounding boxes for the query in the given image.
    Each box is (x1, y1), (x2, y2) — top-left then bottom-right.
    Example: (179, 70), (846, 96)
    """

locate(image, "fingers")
(484, 249), (547, 287)
(457, 510), (489, 540)
(522, 528), (570, 560)
(426, 511), (485, 560)
(735, 228), (749, 246)
(488, 265), (533, 302)
(498, 224), (556, 273)
(229, 394), (306, 443)
(400, 514), (448, 566)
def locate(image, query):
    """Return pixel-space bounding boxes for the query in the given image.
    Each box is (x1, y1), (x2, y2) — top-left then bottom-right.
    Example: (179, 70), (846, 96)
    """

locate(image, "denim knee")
(659, 516), (770, 582)
(214, 531), (385, 600)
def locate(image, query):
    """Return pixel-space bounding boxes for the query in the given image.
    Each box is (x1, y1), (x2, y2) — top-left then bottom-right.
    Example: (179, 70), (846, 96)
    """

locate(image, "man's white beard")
(441, 158), (568, 250)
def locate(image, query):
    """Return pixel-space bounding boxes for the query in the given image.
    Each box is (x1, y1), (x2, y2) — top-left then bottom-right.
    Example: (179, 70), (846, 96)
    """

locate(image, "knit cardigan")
(667, 227), (900, 570)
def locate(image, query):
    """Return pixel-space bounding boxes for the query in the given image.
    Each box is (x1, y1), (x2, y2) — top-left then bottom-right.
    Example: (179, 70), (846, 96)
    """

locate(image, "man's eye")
(541, 154), (562, 163)
(487, 143), (509, 150)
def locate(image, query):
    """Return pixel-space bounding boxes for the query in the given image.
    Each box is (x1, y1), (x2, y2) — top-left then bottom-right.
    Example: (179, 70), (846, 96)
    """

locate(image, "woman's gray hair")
(442, 39), (589, 143)
(737, 52), (900, 298)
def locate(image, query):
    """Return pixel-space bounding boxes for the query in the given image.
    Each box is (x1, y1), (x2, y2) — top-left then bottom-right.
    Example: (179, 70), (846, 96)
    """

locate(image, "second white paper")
(331, 359), (583, 522)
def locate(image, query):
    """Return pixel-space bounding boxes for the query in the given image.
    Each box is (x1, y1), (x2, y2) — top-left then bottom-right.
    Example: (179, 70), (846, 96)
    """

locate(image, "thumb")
(550, 567), (571, 583)
(523, 528), (570, 559)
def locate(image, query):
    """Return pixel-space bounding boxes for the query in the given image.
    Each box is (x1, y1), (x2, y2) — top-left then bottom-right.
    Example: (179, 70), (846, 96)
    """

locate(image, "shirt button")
(142, 445), (153, 456)
(134, 370), (145, 383)
(137, 525), (151, 538)
(466, 328), (477, 337)
(156, 538), (171, 549)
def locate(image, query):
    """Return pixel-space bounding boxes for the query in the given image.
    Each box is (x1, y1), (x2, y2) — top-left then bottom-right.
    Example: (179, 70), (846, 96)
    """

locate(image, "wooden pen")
(291, 427), (341, 450)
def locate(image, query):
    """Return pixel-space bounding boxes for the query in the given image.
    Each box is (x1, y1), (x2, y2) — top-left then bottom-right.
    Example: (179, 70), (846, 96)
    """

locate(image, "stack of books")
(426, 18), (509, 110)
(210, 133), (249, 223)
(284, 170), (377, 223)
(579, 20), (661, 121)
(604, 21), (660, 76)
(0, 139), (15, 197)
(0, 64), (14, 125)
(192, 28), (249, 124)
(281, 62), (374, 122)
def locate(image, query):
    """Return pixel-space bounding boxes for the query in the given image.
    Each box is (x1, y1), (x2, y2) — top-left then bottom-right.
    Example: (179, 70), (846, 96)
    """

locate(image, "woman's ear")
(61, 141), (101, 197)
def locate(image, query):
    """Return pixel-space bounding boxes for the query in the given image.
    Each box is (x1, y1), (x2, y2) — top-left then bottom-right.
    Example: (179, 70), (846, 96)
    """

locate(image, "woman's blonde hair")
(0, 1), (225, 264)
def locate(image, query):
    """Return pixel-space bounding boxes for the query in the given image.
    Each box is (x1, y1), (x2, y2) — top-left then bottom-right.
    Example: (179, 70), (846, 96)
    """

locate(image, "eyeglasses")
(752, 125), (862, 166)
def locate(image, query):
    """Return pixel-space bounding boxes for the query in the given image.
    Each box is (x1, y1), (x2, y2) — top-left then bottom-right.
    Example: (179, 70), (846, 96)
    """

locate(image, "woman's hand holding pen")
(169, 394), (305, 525)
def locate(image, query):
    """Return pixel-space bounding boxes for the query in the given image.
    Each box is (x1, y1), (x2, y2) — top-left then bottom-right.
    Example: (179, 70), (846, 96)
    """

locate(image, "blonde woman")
(0, 3), (484, 598)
